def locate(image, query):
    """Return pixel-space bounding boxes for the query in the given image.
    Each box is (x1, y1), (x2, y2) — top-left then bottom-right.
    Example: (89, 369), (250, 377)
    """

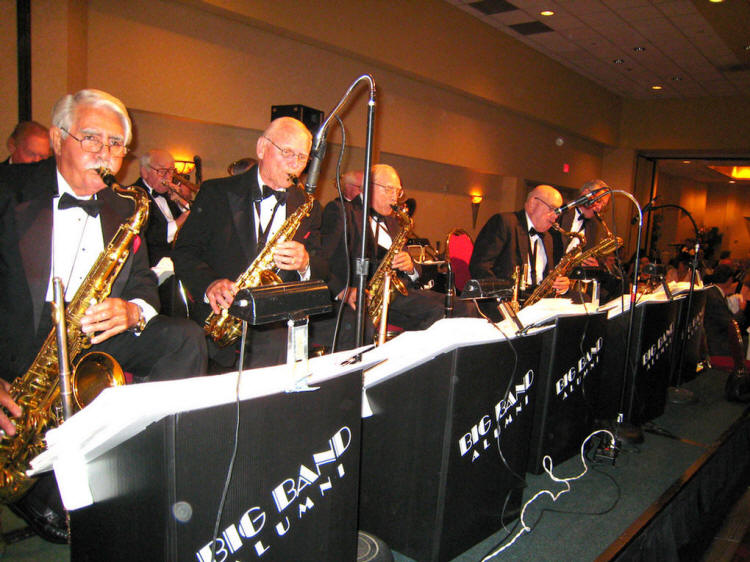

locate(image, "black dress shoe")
(9, 492), (69, 544)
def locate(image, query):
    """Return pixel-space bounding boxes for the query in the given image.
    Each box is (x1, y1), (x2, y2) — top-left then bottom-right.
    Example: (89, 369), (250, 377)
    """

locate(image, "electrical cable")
(480, 429), (615, 560)
(209, 319), (247, 561)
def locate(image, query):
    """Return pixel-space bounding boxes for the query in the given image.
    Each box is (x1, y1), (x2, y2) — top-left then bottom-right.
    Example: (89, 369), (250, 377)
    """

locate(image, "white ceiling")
(445, 0), (750, 100)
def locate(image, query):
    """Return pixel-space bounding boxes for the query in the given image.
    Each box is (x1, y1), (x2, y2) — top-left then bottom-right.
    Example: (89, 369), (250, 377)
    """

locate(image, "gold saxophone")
(205, 177), (314, 347)
(0, 168), (149, 503)
(523, 226), (623, 308)
(366, 204), (413, 327)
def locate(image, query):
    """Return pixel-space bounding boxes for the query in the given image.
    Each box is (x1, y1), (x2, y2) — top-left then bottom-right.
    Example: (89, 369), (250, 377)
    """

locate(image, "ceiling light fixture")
(633, 46), (645, 52)
(651, 85), (663, 90)
(682, 161), (691, 164)
(613, 58), (625, 64)
(671, 76), (682, 81)
(540, 10), (554, 16)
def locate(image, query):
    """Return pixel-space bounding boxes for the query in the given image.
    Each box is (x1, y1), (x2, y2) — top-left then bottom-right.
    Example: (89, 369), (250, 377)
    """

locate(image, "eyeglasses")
(263, 136), (309, 164)
(149, 165), (175, 177)
(533, 196), (556, 212)
(374, 181), (404, 198)
(62, 128), (128, 157)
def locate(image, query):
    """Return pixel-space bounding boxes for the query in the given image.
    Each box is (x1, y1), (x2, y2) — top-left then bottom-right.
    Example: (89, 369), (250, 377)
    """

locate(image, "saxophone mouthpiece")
(96, 167), (117, 187)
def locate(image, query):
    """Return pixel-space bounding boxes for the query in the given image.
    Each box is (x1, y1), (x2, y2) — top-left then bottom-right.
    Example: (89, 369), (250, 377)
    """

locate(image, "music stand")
(229, 281), (332, 389)
(461, 278), (524, 331)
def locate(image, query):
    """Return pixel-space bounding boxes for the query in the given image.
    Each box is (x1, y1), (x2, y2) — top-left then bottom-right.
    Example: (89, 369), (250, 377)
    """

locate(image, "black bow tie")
(529, 227), (541, 237)
(58, 192), (102, 217)
(371, 210), (388, 222)
(261, 185), (287, 205)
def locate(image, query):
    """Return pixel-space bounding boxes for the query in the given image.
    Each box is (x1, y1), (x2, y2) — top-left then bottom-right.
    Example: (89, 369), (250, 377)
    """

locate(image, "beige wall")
(1, 0), (745, 255)
(0, 0), (17, 148)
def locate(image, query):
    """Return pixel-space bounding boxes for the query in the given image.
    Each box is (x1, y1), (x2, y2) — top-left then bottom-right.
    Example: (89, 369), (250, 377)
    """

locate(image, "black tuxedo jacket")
(0, 158), (158, 381)
(320, 197), (418, 298)
(134, 177), (185, 267)
(469, 210), (560, 281)
(559, 208), (606, 252)
(172, 165), (325, 321)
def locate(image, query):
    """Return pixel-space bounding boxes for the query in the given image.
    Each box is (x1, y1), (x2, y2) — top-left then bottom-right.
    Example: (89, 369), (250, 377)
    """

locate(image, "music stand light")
(229, 281), (332, 390)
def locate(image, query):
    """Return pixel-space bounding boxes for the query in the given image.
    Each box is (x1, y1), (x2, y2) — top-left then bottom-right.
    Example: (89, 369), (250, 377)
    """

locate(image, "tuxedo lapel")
(16, 197), (53, 333)
(228, 175), (256, 262)
(515, 211), (531, 265)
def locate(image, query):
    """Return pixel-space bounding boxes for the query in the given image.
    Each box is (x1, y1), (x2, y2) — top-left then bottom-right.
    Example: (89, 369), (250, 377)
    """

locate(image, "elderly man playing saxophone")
(173, 116), (326, 370)
(0, 88), (207, 543)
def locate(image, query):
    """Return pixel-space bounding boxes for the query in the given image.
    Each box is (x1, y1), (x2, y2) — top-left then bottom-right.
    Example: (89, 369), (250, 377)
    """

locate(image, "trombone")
(162, 173), (200, 210)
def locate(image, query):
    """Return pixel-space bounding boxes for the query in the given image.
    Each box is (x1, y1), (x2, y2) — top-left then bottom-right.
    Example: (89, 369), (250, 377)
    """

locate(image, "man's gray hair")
(581, 179), (609, 193)
(51, 89), (132, 144)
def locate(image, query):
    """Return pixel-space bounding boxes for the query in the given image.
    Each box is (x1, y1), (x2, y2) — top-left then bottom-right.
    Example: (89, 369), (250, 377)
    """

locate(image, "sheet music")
(29, 349), (378, 510)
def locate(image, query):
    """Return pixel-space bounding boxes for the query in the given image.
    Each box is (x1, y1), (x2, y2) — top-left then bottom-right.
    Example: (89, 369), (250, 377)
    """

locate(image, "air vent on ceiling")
(509, 21), (553, 36)
(468, 0), (518, 16)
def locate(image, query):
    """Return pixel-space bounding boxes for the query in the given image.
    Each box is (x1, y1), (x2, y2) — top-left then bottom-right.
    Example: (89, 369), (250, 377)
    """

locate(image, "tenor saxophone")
(366, 204), (413, 327)
(522, 230), (623, 308)
(0, 168), (149, 503)
(205, 177), (315, 347)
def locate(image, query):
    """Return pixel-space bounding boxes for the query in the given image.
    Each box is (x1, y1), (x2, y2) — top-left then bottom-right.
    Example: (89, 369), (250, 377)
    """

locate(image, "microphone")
(303, 135), (327, 194)
(553, 188), (608, 215)
(303, 74), (375, 195)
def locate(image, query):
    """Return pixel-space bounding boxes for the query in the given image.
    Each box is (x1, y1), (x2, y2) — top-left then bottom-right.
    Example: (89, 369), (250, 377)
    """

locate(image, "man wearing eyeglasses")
(134, 149), (190, 268)
(173, 116), (326, 369)
(0, 89), (207, 543)
(321, 164), (447, 333)
(470, 184), (569, 305)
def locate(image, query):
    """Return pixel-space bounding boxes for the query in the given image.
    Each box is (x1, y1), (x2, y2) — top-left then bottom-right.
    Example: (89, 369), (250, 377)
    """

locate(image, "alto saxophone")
(523, 228), (623, 308)
(366, 204), (413, 327)
(205, 177), (315, 347)
(0, 168), (149, 503)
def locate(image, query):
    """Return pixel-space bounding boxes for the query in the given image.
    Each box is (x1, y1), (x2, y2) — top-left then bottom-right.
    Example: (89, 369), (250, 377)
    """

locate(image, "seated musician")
(0, 89), (208, 542)
(134, 149), (190, 269)
(134, 149), (192, 315)
(320, 164), (454, 334)
(172, 117), (326, 370)
(469, 185), (569, 319)
(557, 179), (623, 301)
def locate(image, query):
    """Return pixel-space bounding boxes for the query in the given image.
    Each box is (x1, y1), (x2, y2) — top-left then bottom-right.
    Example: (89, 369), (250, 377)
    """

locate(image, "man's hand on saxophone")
(0, 380), (21, 437)
(206, 279), (239, 314)
(81, 298), (144, 344)
(391, 250), (415, 275)
(552, 275), (571, 294)
(272, 240), (310, 272)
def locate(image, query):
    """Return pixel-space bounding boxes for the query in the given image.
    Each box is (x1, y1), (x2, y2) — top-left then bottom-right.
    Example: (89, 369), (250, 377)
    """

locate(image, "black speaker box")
(270, 104), (324, 134)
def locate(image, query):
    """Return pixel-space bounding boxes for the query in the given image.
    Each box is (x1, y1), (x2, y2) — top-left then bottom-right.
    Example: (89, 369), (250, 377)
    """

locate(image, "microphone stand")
(611, 190), (645, 447)
(649, 204), (701, 405)
(302, 74), (377, 350)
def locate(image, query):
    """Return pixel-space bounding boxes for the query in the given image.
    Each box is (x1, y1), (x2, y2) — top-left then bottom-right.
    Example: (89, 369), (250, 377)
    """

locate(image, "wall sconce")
(174, 160), (195, 175)
(470, 194), (483, 228)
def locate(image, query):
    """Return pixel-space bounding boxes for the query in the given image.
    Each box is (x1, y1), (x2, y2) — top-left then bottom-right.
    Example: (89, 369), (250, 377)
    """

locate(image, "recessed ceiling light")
(671, 76), (682, 81)
(651, 85), (663, 90)
(682, 161), (691, 164)
(540, 10), (554, 16)
(633, 46), (646, 52)
(613, 58), (625, 64)
(709, 0), (724, 3)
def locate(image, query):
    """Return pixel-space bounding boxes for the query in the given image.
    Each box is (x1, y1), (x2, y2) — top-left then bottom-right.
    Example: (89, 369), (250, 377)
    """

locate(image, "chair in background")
(445, 228), (474, 293)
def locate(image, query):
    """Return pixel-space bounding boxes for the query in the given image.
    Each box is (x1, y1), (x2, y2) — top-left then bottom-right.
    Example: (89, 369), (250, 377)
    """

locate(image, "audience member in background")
(703, 264), (746, 357)
(665, 251), (702, 285)
(3, 121), (50, 165)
